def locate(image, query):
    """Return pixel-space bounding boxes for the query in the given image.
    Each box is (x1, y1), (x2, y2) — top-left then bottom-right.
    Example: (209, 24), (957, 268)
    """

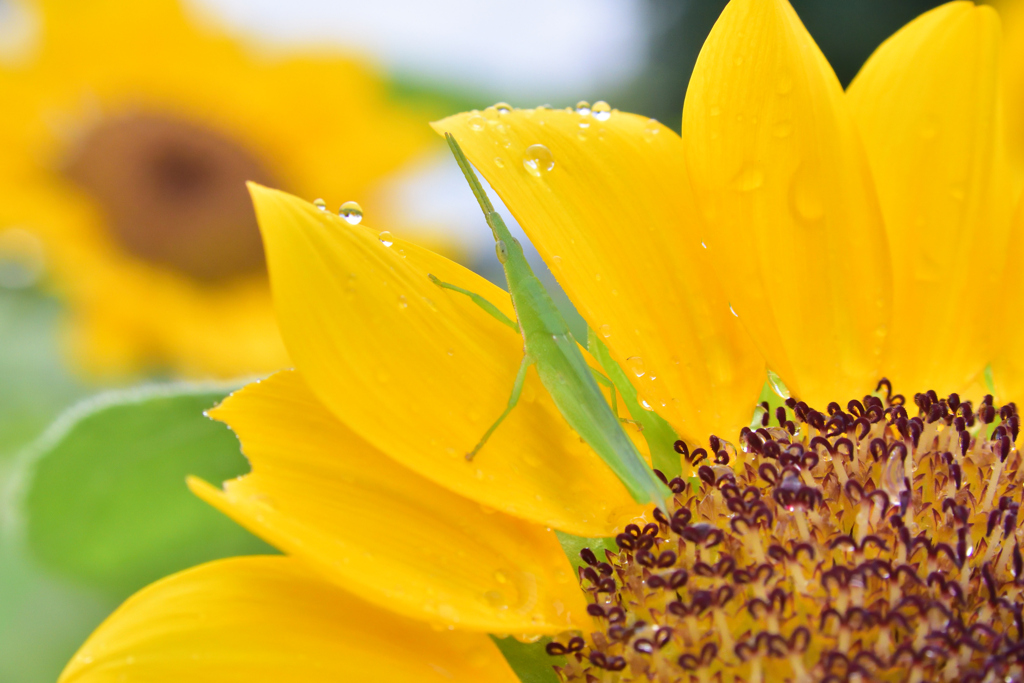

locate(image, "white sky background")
(188, 0), (650, 256)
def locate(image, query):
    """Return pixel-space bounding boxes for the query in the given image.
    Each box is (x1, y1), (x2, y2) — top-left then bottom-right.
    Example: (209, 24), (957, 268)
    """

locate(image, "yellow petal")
(196, 370), (590, 633)
(991, 194), (1024, 406)
(59, 556), (519, 683)
(249, 183), (643, 536)
(682, 0), (892, 408)
(432, 108), (764, 447)
(847, 2), (1010, 395)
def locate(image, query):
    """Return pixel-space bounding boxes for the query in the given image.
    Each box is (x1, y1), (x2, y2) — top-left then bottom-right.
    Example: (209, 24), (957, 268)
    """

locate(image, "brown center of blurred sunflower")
(63, 113), (277, 282)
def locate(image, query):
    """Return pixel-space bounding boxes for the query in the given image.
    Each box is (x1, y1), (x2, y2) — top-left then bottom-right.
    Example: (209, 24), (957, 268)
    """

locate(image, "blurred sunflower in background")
(0, 0), (434, 379)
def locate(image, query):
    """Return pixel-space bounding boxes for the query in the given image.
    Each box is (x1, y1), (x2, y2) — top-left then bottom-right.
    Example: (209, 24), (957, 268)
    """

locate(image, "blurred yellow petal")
(0, 0), (434, 378)
(432, 108), (764, 447)
(195, 370), (589, 633)
(60, 556), (518, 683)
(847, 2), (1010, 395)
(250, 184), (643, 536)
(682, 0), (891, 408)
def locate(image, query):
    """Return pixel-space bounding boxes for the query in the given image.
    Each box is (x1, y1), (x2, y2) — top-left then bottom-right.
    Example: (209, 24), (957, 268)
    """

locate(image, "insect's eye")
(495, 240), (509, 264)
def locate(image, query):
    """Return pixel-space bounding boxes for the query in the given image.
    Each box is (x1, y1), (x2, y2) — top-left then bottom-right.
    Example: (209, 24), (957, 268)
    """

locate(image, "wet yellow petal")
(683, 0), (891, 408)
(847, 2), (1010, 395)
(249, 183), (643, 536)
(60, 556), (519, 683)
(432, 108), (764, 447)
(196, 370), (589, 633)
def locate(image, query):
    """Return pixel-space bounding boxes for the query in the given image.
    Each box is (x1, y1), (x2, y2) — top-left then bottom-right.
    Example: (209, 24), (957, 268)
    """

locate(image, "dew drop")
(729, 305), (739, 317)
(592, 101), (611, 121)
(467, 113), (486, 131)
(517, 632), (544, 643)
(378, 231), (394, 247)
(398, 295), (408, 310)
(338, 200), (363, 225)
(776, 73), (794, 94)
(626, 356), (645, 378)
(734, 166), (764, 192)
(640, 399), (654, 412)
(494, 569), (509, 584)
(578, 120), (590, 130)
(772, 121), (793, 138)
(484, 590), (507, 608)
(767, 369), (791, 399)
(523, 144), (555, 177)
(790, 172), (824, 223)
(575, 100), (591, 116)
(701, 241), (708, 249)
(494, 157), (504, 168)
(313, 198), (327, 211)
(600, 324), (611, 338)
(494, 102), (512, 114)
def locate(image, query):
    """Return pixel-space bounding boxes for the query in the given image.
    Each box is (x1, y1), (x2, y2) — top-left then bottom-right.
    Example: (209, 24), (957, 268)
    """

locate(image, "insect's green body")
(441, 134), (667, 508)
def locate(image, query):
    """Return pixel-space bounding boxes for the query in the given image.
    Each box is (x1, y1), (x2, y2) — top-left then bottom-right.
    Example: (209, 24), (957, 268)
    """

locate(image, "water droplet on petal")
(517, 632), (544, 643)
(790, 172), (824, 223)
(626, 356), (645, 378)
(575, 100), (591, 116)
(494, 569), (509, 584)
(494, 157), (504, 168)
(398, 295), (408, 310)
(467, 113), (486, 131)
(729, 305), (739, 317)
(484, 590), (507, 608)
(339, 200), (363, 225)
(592, 100), (611, 121)
(640, 399), (654, 412)
(734, 166), (764, 192)
(772, 121), (793, 138)
(523, 144), (554, 177)
(767, 369), (791, 399)
(378, 231), (394, 247)
(600, 324), (611, 338)
(313, 198), (327, 211)
(494, 102), (512, 114)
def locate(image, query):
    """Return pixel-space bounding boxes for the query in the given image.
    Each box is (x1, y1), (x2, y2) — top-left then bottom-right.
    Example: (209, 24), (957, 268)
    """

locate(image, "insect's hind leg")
(428, 274), (519, 333)
(466, 355), (531, 461)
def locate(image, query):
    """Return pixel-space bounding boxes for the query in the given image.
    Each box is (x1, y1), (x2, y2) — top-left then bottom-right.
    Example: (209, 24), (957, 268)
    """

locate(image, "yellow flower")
(59, 1), (1024, 682)
(0, 0), (432, 378)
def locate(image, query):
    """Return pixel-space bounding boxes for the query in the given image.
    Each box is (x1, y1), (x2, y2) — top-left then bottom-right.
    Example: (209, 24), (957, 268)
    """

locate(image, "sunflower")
(0, 0), (433, 378)
(60, 1), (1024, 681)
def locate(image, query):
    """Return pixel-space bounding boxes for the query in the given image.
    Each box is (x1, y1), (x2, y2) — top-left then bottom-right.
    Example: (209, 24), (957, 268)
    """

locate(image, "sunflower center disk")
(549, 386), (1024, 682)
(63, 113), (275, 282)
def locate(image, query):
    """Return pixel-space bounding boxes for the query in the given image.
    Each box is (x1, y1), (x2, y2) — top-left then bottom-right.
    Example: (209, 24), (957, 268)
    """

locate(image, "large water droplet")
(772, 121), (793, 138)
(523, 144), (554, 177)
(467, 113), (486, 131)
(592, 101), (611, 121)
(734, 166), (764, 192)
(312, 198), (327, 211)
(600, 324), (611, 338)
(378, 231), (394, 247)
(339, 200), (363, 225)
(640, 399), (654, 412)
(484, 590), (507, 608)
(767, 369), (790, 399)
(494, 102), (512, 114)
(494, 157), (504, 168)
(575, 100), (591, 116)
(790, 173), (824, 223)
(626, 356), (645, 378)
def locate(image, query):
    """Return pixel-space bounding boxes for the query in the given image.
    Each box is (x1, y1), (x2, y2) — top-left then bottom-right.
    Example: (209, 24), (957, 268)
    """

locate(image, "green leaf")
(491, 636), (561, 683)
(9, 382), (275, 597)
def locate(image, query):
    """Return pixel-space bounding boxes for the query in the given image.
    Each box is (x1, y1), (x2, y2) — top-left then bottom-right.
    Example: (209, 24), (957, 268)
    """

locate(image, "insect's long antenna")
(445, 133), (500, 239)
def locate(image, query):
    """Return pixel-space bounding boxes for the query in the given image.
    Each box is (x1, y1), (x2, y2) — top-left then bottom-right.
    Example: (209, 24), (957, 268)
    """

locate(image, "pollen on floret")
(547, 380), (1024, 683)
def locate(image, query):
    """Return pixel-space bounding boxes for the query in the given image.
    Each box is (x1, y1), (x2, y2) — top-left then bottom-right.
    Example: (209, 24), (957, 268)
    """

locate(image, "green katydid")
(430, 133), (668, 508)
